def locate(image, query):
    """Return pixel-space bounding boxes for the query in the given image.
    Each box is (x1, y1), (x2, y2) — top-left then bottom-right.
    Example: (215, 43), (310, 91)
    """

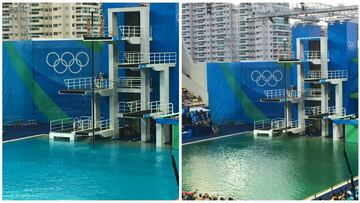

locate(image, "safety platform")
(118, 52), (177, 70)
(118, 100), (174, 119)
(49, 117), (113, 141)
(253, 118), (302, 137)
(261, 89), (301, 103)
(305, 106), (346, 120)
(304, 70), (348, 83)
(59, 77), (113, 96)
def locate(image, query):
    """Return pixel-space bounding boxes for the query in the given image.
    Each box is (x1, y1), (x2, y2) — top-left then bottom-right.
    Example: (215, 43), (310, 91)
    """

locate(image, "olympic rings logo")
(46, 51), (89, 74)
(347, 41), (357, 49)
(250, 70), (283, 87)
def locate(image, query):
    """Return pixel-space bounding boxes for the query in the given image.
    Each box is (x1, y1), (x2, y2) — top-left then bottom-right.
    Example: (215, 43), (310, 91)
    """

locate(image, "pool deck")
(182, 124), (253, 144)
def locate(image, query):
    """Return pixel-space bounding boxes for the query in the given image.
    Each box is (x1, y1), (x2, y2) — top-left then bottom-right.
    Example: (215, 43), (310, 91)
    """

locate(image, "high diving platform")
(118, 100), (174, 119)
(260, 89), (301, 103)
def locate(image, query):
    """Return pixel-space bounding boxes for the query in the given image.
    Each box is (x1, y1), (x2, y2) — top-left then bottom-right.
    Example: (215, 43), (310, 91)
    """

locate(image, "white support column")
(156, 123), (164, 147)
(333, 124), (341, 141)
(321, 84), (329, 137)
(320, 37), (329, 137)
(335, 82), (344, 138)
(108, 10), (119, 137)
(93, 94), (101, 123)
(296, 38), (305, 132)
(160, 68), (170, 143)
(140, 7), (151, 142)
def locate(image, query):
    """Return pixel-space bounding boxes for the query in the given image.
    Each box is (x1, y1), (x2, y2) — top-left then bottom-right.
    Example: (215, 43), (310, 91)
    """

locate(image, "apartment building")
(236, 3), (291, 60)
(3, 3), (101, 40)
(182, 3), (291, 62)
(182, 3), (237, 63)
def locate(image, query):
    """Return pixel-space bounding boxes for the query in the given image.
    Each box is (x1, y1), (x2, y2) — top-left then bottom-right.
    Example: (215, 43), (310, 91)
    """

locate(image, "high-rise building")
(2, 3), (101, 40)
(182, 3), (291, 62)
(236, 3), (291, 60)
(182, 3), (238, 63)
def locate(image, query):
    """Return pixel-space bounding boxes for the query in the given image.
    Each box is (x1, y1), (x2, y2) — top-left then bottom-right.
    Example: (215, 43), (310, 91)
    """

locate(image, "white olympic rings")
(347, 41), (357, 49)
(46, 51), (89, 74)
(251, 70), (283, 87)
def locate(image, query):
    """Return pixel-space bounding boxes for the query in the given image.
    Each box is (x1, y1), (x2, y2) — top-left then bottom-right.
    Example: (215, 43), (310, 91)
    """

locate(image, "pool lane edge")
(3, 134), (47, 143)
(182, 131), (252, 146)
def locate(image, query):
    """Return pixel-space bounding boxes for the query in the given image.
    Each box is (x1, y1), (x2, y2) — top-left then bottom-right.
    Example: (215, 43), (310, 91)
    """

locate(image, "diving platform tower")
(254, 36), (348, 140)
(49, 5), (176, 146)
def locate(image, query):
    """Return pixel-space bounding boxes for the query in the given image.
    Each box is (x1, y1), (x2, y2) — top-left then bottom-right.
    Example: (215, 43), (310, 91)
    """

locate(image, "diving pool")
(3, 135), (178, 200)
(182, 133), (358, 200)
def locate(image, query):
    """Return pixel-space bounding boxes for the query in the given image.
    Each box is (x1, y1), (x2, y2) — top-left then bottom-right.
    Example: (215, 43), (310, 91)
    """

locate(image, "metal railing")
(305, 106), (346, 116)
(73, 118), (92, 131)
(151, 103), (174, 118)
(119, 100), (143, 113)
(64, 77), (111, 90)
(119, 52), (177, 65)
(254, 119), (273, 130)
(304, 88), (321, 97)
(307, 70), (348, 80)
(254, 118), (298, 130)
(50, 117), (74, 132)
(118, 25), (152, 40)
(305, 106), (323, 116)
(304, 50), (321, 60)
(328, 106), (346, 116)
(97, 119), (110, 131)
(264, 89), (299, 99)
(118, 77), (141, 88)
(86, 27), (113, 38)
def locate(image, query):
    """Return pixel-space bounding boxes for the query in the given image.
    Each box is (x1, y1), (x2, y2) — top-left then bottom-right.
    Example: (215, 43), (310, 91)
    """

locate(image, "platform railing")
(328, 106), (346, 116)
(289, 120), (299, 128)
(148, 52), (177, 65)
(50, 117), (74, 132)
(271, 118), (286, 129)
(85, 27), (113, 38)
(152, 103), (174, 118)
(118, 25), (152, 40)
(305, 106), (323, 116)
(254, 119), (273, 130)
(264, 89), (299, 99)
(118, 100), (143, 113)
(97, 119), (110, 131)
(118, 77), (141, 88)
(304, 50), (321, 60)
(303, 88), (321, 97)
(64, 77), (111, 90)
(119, 52), (177, 65)
(307, 70), (348, 80)
(73, 118), (93, 131)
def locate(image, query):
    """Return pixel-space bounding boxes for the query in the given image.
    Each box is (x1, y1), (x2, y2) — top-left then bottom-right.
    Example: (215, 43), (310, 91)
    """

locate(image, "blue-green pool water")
(3, 135), (178, 200)
(182, 133), (358, 200)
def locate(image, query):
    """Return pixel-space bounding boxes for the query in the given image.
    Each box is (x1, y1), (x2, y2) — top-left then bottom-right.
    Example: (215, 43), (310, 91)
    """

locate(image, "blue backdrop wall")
(3, 3), (179, 125)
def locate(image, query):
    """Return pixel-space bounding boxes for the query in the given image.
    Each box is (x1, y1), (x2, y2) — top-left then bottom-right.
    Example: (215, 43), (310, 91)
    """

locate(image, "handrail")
(119, 100), (144, 113)
(306, 70), (348, 80)
(118, 77), (141, 88)
(64, 77), (111, 90)
(118, 25), (152, 39)
(264, 89), (299, 99)
(97, 119), (110, 131)
(119, 52), (177, 65)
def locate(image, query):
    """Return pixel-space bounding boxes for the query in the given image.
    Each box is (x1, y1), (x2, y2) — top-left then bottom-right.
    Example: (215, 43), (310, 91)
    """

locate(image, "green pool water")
(182, 133), (358, 200)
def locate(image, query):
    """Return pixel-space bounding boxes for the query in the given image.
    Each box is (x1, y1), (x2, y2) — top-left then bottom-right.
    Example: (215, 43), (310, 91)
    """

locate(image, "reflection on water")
(182, 134), (358, 200)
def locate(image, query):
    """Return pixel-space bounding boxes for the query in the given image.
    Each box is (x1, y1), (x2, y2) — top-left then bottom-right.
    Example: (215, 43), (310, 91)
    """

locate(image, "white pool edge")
(182, 131), (252, 146)
(3, 134), (48, 143)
